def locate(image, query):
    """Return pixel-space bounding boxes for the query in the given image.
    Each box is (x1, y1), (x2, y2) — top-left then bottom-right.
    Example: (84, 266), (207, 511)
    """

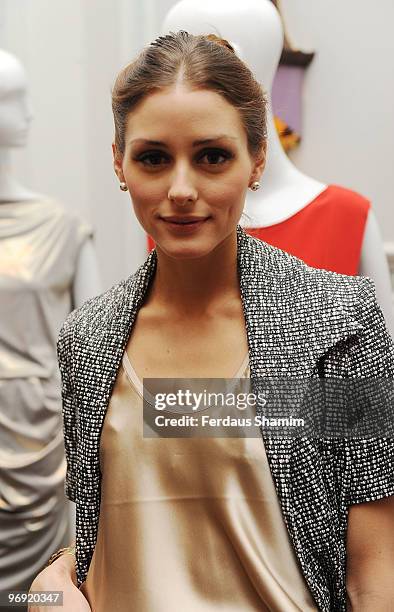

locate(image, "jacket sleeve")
(57, 314), (79, 503)
(344, 277), (394, 505)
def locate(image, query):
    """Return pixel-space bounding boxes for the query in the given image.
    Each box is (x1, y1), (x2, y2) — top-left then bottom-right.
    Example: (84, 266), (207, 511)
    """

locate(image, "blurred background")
(0, 0), (393, 289)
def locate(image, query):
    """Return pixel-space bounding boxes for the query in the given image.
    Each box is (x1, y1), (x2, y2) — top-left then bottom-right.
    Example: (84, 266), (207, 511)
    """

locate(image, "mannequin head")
(162, 0), (283, 94)
(160, 0), (325, 220)
(111, 31), (266, 259)
(0, 49), (33, 148)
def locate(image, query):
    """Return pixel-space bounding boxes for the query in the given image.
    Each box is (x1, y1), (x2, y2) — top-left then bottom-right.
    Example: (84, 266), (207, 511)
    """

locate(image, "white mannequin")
(0, 49), (102, 306)
(162, 0), (394, 337)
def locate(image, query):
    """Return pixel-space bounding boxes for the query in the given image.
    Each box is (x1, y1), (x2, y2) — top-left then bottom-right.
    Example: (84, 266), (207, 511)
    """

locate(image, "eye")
(135, 151), (169, 167)
(197, 148), (233, 165)
(133, 147), (233, 169)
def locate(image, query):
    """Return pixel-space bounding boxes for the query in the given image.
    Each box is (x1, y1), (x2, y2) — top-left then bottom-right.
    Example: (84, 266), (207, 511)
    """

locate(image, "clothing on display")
(80, 350), (317, 611)
(0, 198), (93, 592)
(244, 185), (370, 275)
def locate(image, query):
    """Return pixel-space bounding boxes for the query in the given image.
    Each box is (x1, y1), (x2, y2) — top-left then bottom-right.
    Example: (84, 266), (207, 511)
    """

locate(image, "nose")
(167, 163), (198, 205)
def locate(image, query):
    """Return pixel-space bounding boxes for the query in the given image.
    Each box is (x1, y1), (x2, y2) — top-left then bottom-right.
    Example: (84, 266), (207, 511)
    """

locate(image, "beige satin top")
(81, 351), (318, 612)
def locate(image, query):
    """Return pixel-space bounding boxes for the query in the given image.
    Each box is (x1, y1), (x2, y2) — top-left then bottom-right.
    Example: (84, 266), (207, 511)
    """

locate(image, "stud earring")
(249, 181), (261, 191)
(119, 182), (128, 192)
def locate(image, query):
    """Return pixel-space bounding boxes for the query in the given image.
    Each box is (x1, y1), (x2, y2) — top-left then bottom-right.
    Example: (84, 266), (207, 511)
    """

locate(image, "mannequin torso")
(0, 48), (101, 594)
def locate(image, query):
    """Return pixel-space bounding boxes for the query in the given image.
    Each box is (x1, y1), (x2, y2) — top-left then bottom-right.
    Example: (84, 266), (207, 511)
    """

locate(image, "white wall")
(281, 0), (394, 242)
(1, 0), (393, 289)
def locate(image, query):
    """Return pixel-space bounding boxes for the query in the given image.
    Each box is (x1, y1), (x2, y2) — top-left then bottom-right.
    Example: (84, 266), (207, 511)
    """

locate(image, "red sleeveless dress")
(146, 185), (370, 276)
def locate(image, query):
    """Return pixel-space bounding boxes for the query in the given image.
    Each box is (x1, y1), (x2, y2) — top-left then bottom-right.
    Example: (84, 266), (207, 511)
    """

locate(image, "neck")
(147, 229), (240, 317)
(0, 149), (38, 202)
(261, 97), (306, 193)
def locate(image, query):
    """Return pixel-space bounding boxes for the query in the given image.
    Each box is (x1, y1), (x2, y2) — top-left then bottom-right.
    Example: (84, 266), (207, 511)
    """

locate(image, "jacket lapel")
(75, 247), (158, 501)
(236, 226), (363, 607)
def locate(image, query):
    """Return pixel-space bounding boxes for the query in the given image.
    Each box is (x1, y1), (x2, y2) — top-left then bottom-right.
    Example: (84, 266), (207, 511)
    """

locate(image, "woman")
(31, 31), (394, 611)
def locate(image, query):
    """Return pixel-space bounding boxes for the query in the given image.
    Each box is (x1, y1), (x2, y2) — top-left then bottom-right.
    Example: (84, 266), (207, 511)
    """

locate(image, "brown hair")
(112, 30), (267, 157)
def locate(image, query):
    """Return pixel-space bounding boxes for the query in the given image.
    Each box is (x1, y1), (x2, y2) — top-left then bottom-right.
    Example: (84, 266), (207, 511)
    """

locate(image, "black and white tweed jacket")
(57, 225), (394, 611)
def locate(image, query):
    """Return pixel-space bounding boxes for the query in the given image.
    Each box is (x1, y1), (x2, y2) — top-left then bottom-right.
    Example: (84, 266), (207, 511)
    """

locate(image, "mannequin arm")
(358, 210), (394, 339)
(72, 239), (102, 309)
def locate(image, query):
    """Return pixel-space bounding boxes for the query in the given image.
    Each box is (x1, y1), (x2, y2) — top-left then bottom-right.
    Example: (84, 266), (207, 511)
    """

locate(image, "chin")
(159, 245), (212, 261)
(156, 238), (216, 261)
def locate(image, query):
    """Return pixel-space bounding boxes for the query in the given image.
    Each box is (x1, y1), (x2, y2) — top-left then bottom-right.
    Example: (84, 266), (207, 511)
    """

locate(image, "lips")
(160, 216), (210, 234)
(162, 217), (209, 224)
(170, 220), (200, 225)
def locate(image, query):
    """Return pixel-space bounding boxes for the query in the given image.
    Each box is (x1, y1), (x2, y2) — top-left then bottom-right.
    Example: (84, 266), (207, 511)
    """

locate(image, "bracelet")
(46, 545), (76, 567)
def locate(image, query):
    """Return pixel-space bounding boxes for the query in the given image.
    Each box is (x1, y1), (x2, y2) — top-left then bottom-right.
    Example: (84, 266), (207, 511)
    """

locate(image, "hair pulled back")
(112, 30), (267, 158)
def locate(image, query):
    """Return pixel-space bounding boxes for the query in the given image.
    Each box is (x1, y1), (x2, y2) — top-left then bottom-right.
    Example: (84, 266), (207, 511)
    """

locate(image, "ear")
(112, 142), (125, 182)
(250, 142), (267, 184)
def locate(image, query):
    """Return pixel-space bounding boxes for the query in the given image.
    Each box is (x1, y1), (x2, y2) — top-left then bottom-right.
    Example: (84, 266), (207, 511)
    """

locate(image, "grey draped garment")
(0, 198), (92, 596)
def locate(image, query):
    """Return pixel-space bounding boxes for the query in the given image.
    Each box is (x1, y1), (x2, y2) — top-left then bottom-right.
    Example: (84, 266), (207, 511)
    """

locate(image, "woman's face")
(113, 85), (265, 259)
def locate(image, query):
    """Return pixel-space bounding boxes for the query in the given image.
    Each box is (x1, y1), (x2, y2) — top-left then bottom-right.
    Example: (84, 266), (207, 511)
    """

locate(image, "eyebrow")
(128, 135), (238, 147)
